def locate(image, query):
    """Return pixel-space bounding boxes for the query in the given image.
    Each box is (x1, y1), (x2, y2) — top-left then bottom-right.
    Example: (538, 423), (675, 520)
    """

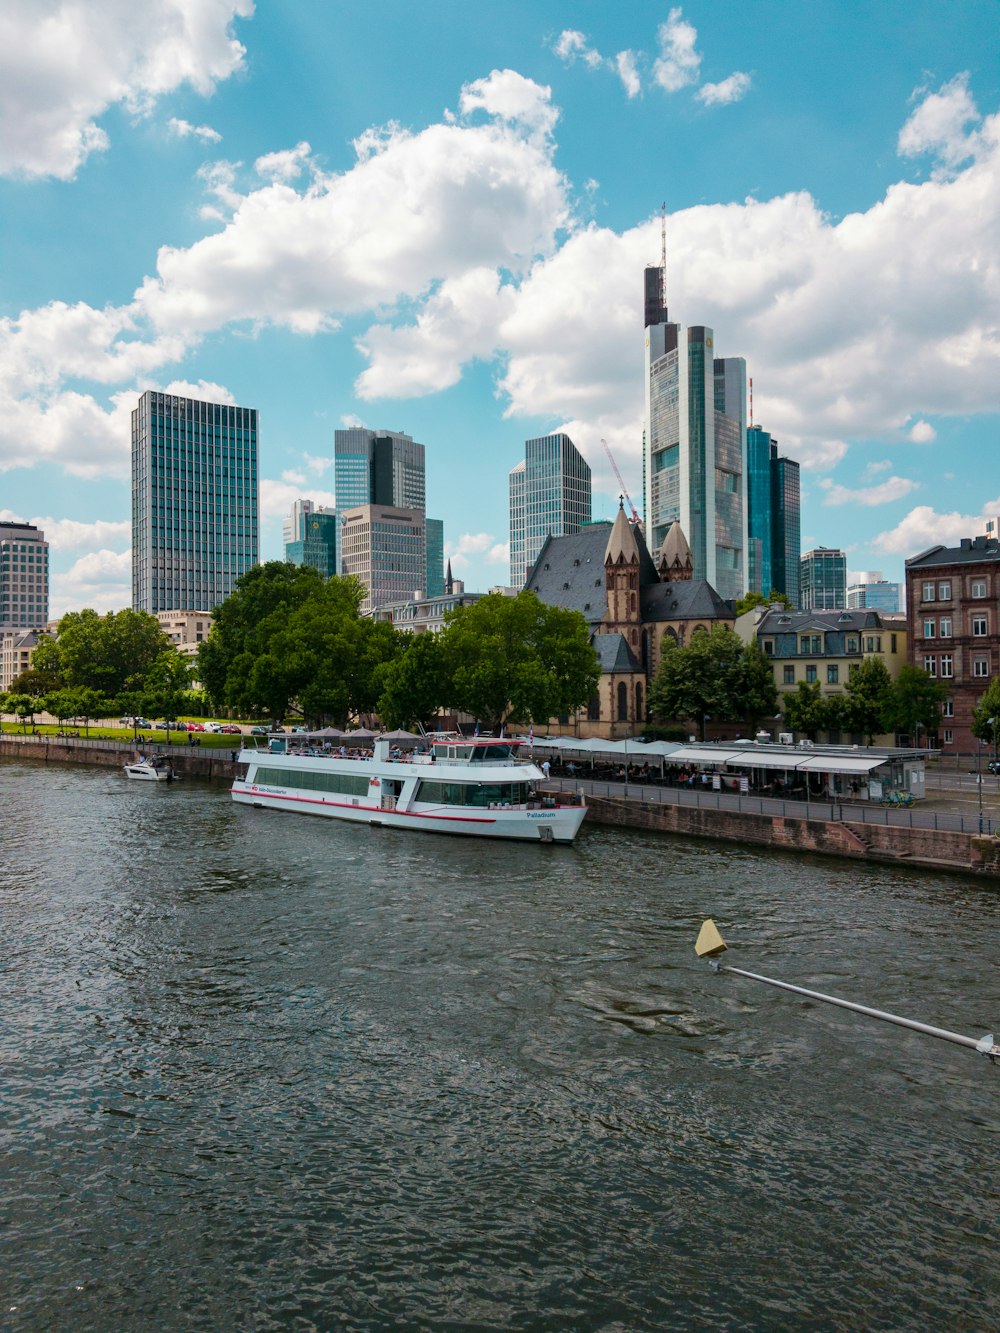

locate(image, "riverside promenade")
(3, 732), (1000, 879)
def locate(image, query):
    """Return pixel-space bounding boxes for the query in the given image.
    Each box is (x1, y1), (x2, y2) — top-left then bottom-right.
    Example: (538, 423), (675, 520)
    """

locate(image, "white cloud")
(864, 459), (894, 476)
(696, 72), (751, 107)
(50, 548), (132, 619)
(873, 501), (1000, 555)
(31, 515), (130, 551)
(255, 141), (312, 182)
(652, 8), (701, 93)
(614, 51), (641, 100)
(819, 476), (920, 506)
(0, 0), (252, 180)
(167, 117), (222, 144)
(908, 419), (937, 443)
(552, 30), (602, 70)
(458, 69), (559, 139)
(445, 531), (508, 571)
(898, 73), (981, 171)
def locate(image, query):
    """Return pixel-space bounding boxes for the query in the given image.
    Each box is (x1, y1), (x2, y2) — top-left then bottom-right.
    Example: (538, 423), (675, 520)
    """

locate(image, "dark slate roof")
(906, 536), (1000, 568)
(526, 523), (652, 624)
(592, 632), (640, 673)
(754, 608), (904, 634)
(640, 580), (733, 623)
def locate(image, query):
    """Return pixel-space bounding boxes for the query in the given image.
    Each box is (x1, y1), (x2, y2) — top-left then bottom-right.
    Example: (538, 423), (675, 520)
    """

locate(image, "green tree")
(739, 639), (780, 734)
(198, 561), (327, 711)
(970, 677), (1000, 754)
(376, 632), (451, 729)
(9, 667), (62, 698)
(883, 664), (946, 743)
(6, 692), (38, 732)
(842, 657), (893, 744)
(782, 680), (828, 740)
(49, 608), (172, 697)
(735, 588), (794, 616)
(139, 654), (192, 728)
(648, 624), (747, 739)
(440, 592), (599, 732)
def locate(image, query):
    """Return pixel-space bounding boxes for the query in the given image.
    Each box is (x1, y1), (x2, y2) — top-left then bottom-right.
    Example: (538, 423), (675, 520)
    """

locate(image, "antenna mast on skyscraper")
(660, 200), (667, 312)
(749, 377), (754, 428)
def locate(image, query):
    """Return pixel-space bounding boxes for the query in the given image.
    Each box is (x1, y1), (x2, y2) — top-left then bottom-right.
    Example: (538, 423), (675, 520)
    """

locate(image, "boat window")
(253, 766), (371, 797)
(415, 780), (530, 807)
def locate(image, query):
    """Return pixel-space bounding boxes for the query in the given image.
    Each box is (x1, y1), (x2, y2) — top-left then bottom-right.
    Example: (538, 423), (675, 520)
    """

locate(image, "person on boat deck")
(541, 759), (551, 780)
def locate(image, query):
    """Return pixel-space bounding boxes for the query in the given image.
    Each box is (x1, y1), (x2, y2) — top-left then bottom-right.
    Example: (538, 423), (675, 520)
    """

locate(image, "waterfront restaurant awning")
(659, 747), (748, 766)
(725, 751), (813, 771)
(797, 754), (889, 773)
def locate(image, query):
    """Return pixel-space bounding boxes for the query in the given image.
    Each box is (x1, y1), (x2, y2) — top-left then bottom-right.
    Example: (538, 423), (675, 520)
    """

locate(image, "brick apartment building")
(905, 535), (1000, 752)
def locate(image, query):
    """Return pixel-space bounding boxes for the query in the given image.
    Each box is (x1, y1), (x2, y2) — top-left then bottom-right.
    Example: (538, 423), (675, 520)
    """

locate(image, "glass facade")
(800, 548), (846, 610)
(0, 522), (49, 630)
(285, 505), (339, 578)
(334, 428), (425, 512)
(340, 505), (426, 615)
(509, 434), (592, 587)
(131, 391), (258, 614)
(746, 426), (774, 595)
(771, 450), (801, 606)
(425, 518), (444, 598)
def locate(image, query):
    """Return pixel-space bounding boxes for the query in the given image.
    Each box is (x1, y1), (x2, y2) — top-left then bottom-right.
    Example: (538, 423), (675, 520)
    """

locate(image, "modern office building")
(744, 427), (801, 603)
(155, 610), (213, 661)
(847, 572), (901, 612)
(131, 390), (258, 613)
(0, 521), (49, 631)
(284, 499), (339, 578)
(800, 548), (846, 611)
(906, 535), (1000, 752)
(334, 427), (426, 512)
(340, 504), (426, 616)
(642, 255), (748, 601)
(425, 517), (444, 599)
(508, 433), (592, 588)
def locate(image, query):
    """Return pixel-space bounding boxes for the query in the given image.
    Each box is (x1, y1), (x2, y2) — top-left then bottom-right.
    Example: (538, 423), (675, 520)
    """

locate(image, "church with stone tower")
(525, 505), (733, 738)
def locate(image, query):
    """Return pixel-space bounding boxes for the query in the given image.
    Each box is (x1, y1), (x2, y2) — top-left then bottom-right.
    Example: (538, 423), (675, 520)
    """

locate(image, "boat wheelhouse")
(231, 735), (586, 843)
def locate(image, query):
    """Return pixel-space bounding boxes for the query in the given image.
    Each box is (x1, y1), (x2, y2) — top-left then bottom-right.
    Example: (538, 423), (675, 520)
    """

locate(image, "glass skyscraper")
(771, 448), (801, 606)
(643, 293), (747, 600)
(425, 517), (444, 598)
(334, 428), (426, 512)
(509, 433), (592, 588)
(800, 548), (846, 610)
(131, 391), (258, 613)
(745, 426), (801, 603)
(284, 500), (339, 578)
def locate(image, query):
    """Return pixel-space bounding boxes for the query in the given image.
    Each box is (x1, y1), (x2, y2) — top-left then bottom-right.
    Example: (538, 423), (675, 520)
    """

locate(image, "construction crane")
(601, 438), (641, 525)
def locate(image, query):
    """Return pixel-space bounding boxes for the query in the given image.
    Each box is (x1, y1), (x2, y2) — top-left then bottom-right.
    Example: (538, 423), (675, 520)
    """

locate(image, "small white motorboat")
(123, 755), (176, 782)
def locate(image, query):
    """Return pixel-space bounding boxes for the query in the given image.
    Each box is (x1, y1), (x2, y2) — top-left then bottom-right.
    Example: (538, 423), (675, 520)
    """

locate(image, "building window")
(972, 579), (987, 598)
(827, 664), (839, 684)
(865, 636), (880, 653)
(923, 656), (936, 676)
(587, 692), (601, 721)
(974, 657), (990, 677)
(940, 654), (953, 678)
(923, 619), (936, 638)
(617, 682), (628, 721)
(938, 580), (951, 599)
(973, 614), (988, 636)
(891, 634), (897, 653)
(944, 698), (954, 718)
(943, 729), (954, 745)
(783, 666), (794, 685)
(939, 617), (952, 638)
(805, 665), (817, 683)
(922, 581), (935, 601)
(846, 636), (859, 653)
(763, 639), (774, 655)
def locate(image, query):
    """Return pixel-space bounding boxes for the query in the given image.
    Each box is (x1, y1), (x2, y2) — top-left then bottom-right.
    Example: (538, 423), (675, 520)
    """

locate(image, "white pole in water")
(694, 920), (999, 1062)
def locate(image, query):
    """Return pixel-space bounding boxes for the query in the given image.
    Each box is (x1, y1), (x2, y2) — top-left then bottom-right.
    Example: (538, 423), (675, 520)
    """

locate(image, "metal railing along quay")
(551, 775), (997, 837)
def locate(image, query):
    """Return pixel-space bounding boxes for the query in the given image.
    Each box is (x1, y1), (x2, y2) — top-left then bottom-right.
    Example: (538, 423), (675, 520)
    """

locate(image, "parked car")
(189, 723), (205, 732)
(987, 759), (1000, 775)
(250, 725), (269, 735)
(121, 717), (152, 728)
(203, 722), (224, 733)
(220, 724), (241, 734)
(290, 726), (307, 733)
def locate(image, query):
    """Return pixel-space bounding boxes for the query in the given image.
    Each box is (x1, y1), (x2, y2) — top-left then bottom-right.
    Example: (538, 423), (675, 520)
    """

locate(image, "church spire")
(605, 500), (640, 566)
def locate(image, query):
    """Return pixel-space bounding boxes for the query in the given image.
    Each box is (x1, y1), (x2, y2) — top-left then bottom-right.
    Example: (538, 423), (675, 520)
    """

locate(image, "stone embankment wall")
(0, 737), (240, 783)
(585, 793), (1000, 880)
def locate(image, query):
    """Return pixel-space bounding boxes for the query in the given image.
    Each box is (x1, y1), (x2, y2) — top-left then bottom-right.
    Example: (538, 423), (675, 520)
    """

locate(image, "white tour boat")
(231, 735), (586, 843)
(123, 755), (176, 782)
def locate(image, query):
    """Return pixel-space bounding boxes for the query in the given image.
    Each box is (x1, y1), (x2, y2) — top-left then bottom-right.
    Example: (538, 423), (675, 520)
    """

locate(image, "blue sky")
(1, 0), (999, 616)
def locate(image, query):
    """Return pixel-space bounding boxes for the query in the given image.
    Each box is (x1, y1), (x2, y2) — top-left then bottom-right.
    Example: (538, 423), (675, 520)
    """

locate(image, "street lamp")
(977, 734), (985, 834)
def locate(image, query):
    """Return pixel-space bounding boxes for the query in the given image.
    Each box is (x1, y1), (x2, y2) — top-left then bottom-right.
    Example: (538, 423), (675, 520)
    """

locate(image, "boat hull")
(123, 762), (174, 781)
(231, 780), (585, 843)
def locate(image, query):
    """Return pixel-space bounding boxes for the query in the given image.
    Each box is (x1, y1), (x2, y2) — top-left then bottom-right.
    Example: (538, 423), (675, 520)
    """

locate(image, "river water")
(2, 759), (997, 1331)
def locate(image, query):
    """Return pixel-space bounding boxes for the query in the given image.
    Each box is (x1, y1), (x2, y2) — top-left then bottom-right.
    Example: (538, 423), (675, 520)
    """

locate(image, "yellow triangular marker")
(695, 919), (728, 958)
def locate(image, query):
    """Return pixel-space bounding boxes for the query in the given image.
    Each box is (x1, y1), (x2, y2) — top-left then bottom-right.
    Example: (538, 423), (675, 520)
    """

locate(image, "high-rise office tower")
(340, 505), (427, 616)
(508, 433), (592, 588)
(0, 521), (49, 630)
(770, 445), (801, 606)
(642, 245), (747, 601)
(131, 390), (258, 613)
(425, 517), (444, 599)
(334, 428), (426, 511)
(284, 499), (339, 578)
(800, 547), (846, 611)
(745, 425), (801, 603)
